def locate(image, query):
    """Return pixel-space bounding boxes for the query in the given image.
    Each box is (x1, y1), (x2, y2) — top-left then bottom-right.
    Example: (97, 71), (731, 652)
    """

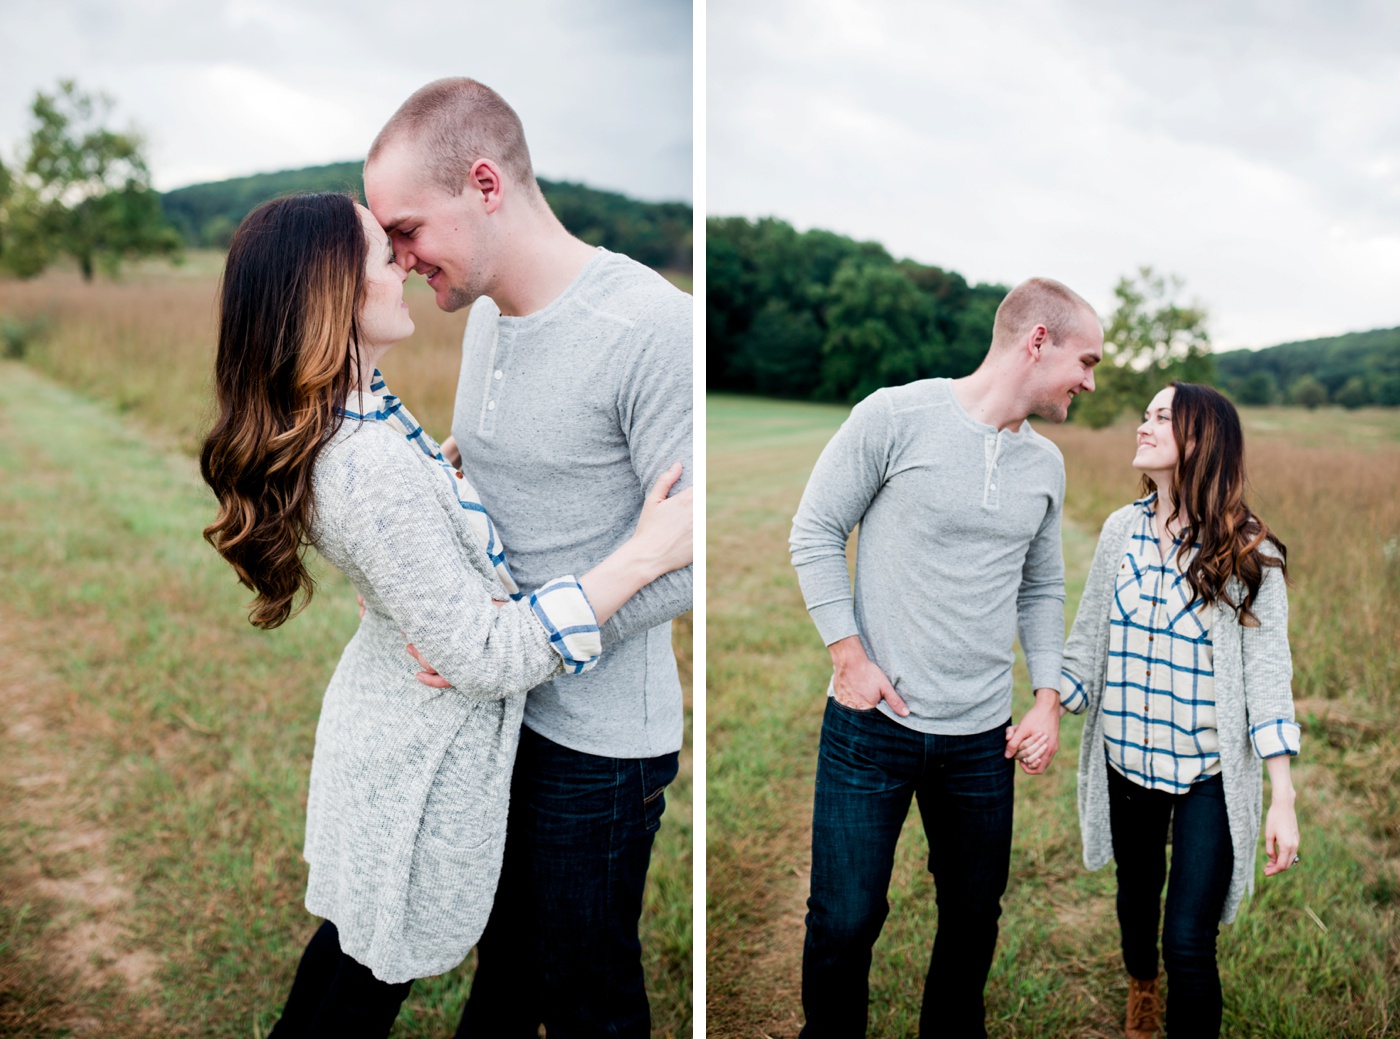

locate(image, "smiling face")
(1026, 314), (1103, 423)
(364, 140), (495, 313)
(355, 204), (414, 350)
(1133, 385), (1180, 484)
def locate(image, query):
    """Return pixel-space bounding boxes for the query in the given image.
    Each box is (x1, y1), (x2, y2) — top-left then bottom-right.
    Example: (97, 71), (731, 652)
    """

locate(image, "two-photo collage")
(1, 1), (1397, 1037)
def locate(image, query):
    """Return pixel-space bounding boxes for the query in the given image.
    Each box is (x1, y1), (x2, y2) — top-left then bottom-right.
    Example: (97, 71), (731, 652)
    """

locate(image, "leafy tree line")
(1215, 327), (1400, 408)
(708, 216), (1007, 402)
(708, 218), (1217, 425)
(162, 163), (693, 272)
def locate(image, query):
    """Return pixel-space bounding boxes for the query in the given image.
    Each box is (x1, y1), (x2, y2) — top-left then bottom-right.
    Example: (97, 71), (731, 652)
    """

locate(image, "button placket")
(982, 433), (1002, 509)
(480, 325), (507, 436)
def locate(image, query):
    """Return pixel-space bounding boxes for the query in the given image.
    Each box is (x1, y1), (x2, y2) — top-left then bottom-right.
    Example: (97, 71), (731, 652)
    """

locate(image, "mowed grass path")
(706, 393), (1399, 1039)
(0, 358), (691, 1037)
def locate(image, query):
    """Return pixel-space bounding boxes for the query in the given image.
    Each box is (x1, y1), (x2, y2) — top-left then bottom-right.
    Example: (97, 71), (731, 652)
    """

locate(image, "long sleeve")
(1240, 551), (1301, 759)
(599, 291), (694, 647)
(314, 429), (576, 701)
(789, 392), (892, 646)
(1016, 465), (1066, 691)
(1059, 507), (1134, 715)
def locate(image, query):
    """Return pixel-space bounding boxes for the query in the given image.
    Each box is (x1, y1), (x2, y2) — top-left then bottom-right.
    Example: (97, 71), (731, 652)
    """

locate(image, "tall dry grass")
(0, 254), (470, 453)
(0, 255), (689, 449)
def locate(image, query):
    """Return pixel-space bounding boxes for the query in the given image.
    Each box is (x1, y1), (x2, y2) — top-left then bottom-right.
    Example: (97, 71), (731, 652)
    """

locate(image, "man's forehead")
(365, 145), (426, 220)
(366, 163), (456, 233)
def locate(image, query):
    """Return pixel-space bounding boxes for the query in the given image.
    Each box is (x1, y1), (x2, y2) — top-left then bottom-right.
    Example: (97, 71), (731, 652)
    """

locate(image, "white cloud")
(709, 0), (1400, 347)
(0, 0), (692, 201)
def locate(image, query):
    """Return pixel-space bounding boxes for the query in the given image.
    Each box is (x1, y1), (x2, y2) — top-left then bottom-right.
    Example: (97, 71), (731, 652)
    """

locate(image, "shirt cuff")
(809, 599), (859, 647)
(529, 576), (602, 674)
(1250, 718), (1301, 759)
(1059, 669), (1088, 715)
(1026, 653), (1064, 696)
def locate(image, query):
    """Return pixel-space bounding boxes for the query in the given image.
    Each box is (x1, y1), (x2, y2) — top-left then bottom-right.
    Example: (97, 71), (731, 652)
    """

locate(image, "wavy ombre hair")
(200, 193), (367, 629)
(1144, 382), (1286, 626)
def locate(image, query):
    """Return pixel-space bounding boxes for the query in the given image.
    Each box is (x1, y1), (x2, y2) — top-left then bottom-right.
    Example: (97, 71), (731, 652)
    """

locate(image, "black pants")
(268, 920), (413, 1039)
(1108, 766), (1234, 1039)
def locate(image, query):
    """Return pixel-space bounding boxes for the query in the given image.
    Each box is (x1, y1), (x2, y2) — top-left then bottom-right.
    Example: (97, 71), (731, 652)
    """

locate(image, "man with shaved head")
(789, 277), (1102, 1037)
(364, 78), (692, 1039)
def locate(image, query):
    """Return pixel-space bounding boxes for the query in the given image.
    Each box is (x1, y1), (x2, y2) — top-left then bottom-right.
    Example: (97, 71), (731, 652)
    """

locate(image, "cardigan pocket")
(399, 833), (501, 972)
(416, 704), (516, 852)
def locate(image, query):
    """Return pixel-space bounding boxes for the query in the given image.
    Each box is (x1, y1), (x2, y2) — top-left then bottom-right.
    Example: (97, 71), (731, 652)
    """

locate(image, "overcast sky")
(0, 0), (692, 203)
(709, 0), (1400, 349)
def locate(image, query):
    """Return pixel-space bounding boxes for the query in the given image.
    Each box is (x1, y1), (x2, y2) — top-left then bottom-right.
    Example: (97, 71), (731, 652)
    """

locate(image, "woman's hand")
(630, 462), (693, 580)
(1263, 795), (1300, 876)
(575, 463), (692, 627)
(1007, 728), (1051, 774)
(1263, 755), (1300, 876)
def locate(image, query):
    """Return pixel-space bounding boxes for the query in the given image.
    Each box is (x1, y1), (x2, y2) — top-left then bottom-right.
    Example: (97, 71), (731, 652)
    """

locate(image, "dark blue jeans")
(1107, 765), (1234, 1039)
(455, 725), (679, 1039)
(801, 699), (1016, 1039)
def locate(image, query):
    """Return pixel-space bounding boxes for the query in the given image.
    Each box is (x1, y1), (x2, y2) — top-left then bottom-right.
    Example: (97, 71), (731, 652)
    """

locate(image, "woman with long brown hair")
(199, 192), (691, 1036)
(1018, 382), (1300, 1038)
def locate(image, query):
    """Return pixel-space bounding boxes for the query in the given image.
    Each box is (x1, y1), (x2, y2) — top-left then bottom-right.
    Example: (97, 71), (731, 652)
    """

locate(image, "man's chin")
(1030, 399), (1071, 424)
(435, 284), (474, 313)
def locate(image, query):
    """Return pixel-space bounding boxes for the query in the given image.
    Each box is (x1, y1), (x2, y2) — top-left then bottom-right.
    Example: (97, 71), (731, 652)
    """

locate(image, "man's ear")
(1025, 323), (1050, 360)
(467, 158), (505, 214)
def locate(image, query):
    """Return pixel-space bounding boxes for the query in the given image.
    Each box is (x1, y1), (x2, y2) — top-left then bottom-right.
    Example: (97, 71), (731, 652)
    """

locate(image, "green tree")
(2, 80), (180, 281)
(727, 299), (825, 398)
(0, 157), (10, 254)
(1234, 370), (1280, 406)
(818, 260), (943, 403)
(1288, 374), (1328, 409)
(1074, 266), (1214, 428)
(1333, 375), (1370, 409)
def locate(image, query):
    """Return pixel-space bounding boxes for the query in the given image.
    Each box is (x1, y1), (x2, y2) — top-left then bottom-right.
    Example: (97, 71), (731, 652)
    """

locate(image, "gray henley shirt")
(790, 378), (1066, 735)
(452, 248), (693, 759)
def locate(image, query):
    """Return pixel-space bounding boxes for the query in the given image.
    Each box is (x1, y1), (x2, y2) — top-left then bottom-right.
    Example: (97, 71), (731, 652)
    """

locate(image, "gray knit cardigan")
(302, 419), (570, 983)
(1063, 504), (1297, 924)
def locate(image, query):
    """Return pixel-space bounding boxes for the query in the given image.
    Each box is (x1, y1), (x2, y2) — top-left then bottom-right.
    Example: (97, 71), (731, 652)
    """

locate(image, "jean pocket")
(829, 695), (880, 716)
(640, 753), (679, 833)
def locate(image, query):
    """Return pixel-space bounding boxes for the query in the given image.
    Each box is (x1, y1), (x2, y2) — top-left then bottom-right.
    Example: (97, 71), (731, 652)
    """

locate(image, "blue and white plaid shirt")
(1061, 494), (1299, 792)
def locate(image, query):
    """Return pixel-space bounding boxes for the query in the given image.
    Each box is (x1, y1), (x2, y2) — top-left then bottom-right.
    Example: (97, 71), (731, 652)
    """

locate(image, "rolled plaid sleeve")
(1250, 718), (1301, 759)
(529, 576), (603, 674)
(1059, 668), (1089, 715)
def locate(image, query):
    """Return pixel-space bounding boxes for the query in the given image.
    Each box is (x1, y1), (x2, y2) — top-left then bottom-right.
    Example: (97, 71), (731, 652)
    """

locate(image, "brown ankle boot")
(1125, 973), (1162, 1039)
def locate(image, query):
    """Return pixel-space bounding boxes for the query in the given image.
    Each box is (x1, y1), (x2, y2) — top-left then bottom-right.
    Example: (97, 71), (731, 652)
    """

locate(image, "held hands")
(1004, 688), (1063, 775)
(828, 636), (910, 717)
(630, 462), (694, 580)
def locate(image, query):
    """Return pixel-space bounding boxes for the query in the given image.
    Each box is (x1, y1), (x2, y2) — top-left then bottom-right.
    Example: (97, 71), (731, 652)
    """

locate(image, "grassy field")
(0, 260), (693, 1037)
(707, 393), (1400, 1038)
